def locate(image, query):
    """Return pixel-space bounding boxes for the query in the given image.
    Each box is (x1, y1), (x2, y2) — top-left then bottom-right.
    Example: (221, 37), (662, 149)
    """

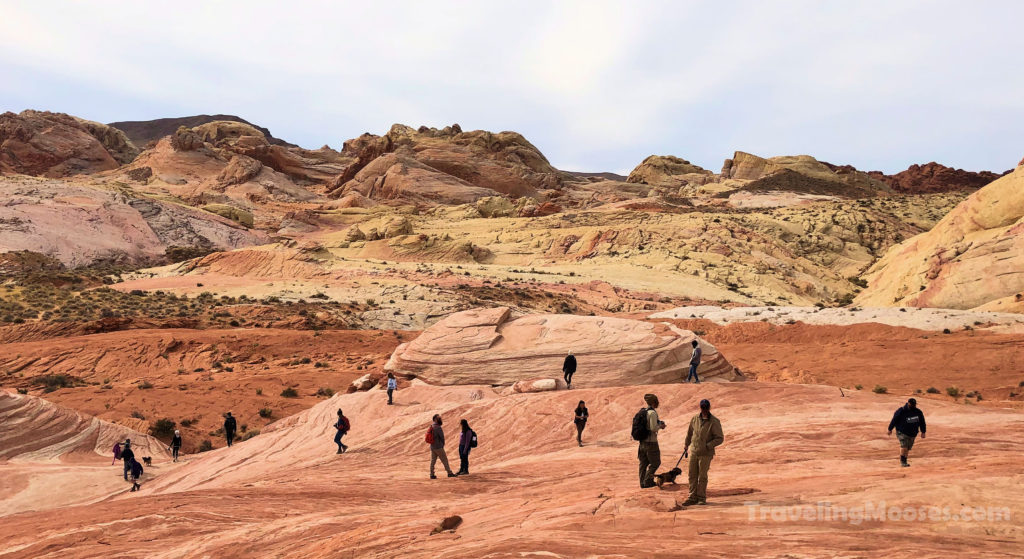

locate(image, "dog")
(654, 468), (682, 489)
(142, 456), (152, 466)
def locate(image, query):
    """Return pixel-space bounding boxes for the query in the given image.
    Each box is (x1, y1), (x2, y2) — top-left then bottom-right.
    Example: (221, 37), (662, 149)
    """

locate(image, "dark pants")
(575, 421), (586, 443)
(387, 388), (394, 404)
(564, 370), (574, 386)
(334, 430), (346, 451)
(171, 446), (180, 461)
(638, 441), (661, 487)
(123, 460), (131, 480)
(687, 363), (700, 383)
(226, 431), (235, 447)
(458, 447), (470, 474)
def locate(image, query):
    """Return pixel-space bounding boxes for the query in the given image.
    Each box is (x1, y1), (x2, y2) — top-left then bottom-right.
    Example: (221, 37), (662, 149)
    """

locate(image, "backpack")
(631, 407), (652, 441)
(130, 460), (143, 478)
(425, 425), (435, 445)
(470, 430), (478, 448)
(337, 416), (350, 433)
(113, 443), (122, 460)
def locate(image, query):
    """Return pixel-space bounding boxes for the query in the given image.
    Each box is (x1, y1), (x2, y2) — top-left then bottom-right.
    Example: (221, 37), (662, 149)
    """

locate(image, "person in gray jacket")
(428, 414), (457, 479)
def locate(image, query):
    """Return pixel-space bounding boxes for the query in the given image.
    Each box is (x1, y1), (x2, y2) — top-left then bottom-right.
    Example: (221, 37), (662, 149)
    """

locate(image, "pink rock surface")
(385, 307), (739, 386)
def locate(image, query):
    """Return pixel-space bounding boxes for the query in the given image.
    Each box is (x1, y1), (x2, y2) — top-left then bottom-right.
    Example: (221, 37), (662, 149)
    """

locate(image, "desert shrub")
(138, 380), (153, 389)
(280, 387), (299, 398)
(847, 276), (869, 289)
(300, 357), (312, 364)
(946, 387), (960, 398)
(926, 387), (940, 394)
(130, 410), (146, 420)
(942, 328), (951, 334)
(255, 388), (263, 395)
(854, 384), (863, 390)
(198, 439), (213, 452)
(239, 429), (260, 442)
(180, 418), (197, 427)
(314, 362), (328, 368)
(149, 418), (176, 439)
(33, 374), (80, 392)
(872, 385), (887, 394)
(258, 407), (273, 418)
(17, 388), (27, 394)
(316, 387), (334, 398)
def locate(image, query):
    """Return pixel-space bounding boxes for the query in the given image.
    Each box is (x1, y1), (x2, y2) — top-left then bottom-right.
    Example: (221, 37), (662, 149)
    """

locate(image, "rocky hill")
(856, 162), (1024, 311)
(1, 110), (138, 176)
(108, 114), (293, 148)
(866, 161), (1005, 194)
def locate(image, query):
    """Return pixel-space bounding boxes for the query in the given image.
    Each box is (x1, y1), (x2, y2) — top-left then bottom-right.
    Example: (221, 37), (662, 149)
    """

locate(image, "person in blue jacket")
(888, 398), (926, 467)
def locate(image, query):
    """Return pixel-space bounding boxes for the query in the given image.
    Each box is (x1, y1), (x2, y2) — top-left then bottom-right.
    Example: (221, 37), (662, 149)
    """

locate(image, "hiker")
(120, 439), (135, 481)
(457, 419), (476, 476)
(888, 397), (926, 467)
(169, 430), (182, 462)
(427, 414), (456, 479)
(681, 399), (724, 506)
(224, 412), (237, 447)
(334, 409), (350, 454)
(634, 393), (665, 488)
(686, 340), (702, 383)
(386, 372), (397, 405)
(562, 351), (577, 388)
(573, 400), (589, 447)
(112, 441), (122, 466)
(128, 457), (143, 492)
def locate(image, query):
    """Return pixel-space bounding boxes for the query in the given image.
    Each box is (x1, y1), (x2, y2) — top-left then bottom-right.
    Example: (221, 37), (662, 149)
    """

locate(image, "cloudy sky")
(2, 0), (1021, 174)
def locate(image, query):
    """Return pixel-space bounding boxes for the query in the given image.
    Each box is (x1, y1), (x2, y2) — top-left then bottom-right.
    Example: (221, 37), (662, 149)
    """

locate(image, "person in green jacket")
(681, 399), (724, 505)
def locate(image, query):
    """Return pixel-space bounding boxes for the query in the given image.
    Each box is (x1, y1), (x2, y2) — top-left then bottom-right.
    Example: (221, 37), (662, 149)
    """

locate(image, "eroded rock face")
(0, 110), (131, 176)
(868, 162), (1004, 194)
(327, 124), (565, 204)
(626, 155), (713, 187)
(857, 166), (1024, 310)
(385, 307), (739, 387)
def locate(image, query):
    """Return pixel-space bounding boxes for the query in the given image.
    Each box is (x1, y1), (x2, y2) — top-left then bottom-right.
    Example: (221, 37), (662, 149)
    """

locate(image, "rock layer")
(385, 307), (739, 386)
(0, 110), (137, 176)
(857, 165), (1024, 310)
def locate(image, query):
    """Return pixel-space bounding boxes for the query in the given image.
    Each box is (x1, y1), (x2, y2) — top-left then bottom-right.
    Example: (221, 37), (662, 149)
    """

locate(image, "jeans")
(564, 370), (574, 386)
(123, 459), (131, 480)
(171, 447), (180, 461)
(575, 421), (586, 443)
(687, 363), (700, 383)
(458, 447), (470, 474)
(334, 430), (346, 451)
(226, 431), (235, 447)
(387, 388), (394, 404)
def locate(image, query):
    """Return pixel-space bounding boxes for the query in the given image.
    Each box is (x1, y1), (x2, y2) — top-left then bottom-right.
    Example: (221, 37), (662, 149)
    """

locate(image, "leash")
(673, 451), (687, 469)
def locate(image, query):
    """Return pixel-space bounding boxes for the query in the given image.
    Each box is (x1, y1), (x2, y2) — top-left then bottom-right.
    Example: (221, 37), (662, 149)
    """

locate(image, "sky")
(1, 0), (1022, 175)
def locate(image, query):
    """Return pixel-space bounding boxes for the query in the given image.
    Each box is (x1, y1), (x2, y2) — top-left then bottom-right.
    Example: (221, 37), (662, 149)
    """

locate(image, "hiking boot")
(681, 497), (700, 506)
(578, 442), (583, 447)
(430, 474), (437, 479)
(697, 499), (707, 505)
(447, 472), (457, 478)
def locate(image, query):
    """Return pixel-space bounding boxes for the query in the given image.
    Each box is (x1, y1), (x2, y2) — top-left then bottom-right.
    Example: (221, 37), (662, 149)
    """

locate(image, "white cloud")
(0, 0), (1021, 173)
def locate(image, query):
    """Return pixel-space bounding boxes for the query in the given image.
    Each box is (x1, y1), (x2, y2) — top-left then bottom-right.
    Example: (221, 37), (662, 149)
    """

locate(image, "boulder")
(201, 204), (255, 228)
(867, 162), (1004, 194)
(217, 154), (263, 186)
(385, 307), (740, 387)
(509, 377), (567, 393)
(626, 155), (713, 187)
(476, 196), (514, 217)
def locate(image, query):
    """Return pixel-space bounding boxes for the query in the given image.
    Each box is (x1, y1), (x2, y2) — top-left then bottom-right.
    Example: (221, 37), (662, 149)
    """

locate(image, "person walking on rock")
(427, 414), (456, 479)
(456, 419), (476, 476)
(224, 412), (237, 447)
(573, 400), (589, 447)
(686, 340), (702, 383)
(562, 351), (577, 389)
(634, 393), (665, 488)
(129, 457), (144, 492)
(888, 397), (926, 467)
(169, 430), (182, 462)
(334, 409), (350, 454)
(120, 439), (134, 481)
(386, 372), (397, 405)
(681, 399), (724, 506)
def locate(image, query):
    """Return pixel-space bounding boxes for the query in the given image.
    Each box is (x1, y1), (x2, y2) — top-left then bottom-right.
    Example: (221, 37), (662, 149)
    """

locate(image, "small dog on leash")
(654, 468), (682, 488)
(142, 456), (152, 466)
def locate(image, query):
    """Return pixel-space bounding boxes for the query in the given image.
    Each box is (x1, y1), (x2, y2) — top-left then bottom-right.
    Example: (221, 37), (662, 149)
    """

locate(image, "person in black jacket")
(169, 430), (182, 462)
(573, 400), (589, 447)
(888, 398), (926, 467)
(120, 439), (134, 480)
(562, 351), (577, 389)
(224, 412), (237, 447)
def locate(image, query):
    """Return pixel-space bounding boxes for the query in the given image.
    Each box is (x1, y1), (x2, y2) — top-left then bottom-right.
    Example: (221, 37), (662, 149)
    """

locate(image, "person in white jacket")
(386, 372), (397, 405)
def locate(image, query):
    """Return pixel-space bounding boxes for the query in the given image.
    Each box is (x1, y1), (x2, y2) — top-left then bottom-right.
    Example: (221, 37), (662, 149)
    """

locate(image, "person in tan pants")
(682, 399), (724, 506)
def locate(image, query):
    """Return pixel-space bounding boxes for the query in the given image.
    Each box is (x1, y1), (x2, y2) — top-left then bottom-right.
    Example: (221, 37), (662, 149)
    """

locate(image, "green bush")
(946, 387), (960, 398)
(873, 385), (887, 394)
(316, 387), (334, 398)
(138, 380), (154, 389)
(198, 439), (213, 452)
(926, 387), (940, 394)
(854, 384), (863, 390)
(239, 429), (260, 442)
(258, 407), (273, 418)
(149, 418), (176, 440)
(280, 387), (299, 398)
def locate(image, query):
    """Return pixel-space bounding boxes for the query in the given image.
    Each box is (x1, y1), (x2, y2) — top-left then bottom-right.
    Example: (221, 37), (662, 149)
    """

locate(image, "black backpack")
(470, 430), (478, 448)
(631, 407), (652, 441)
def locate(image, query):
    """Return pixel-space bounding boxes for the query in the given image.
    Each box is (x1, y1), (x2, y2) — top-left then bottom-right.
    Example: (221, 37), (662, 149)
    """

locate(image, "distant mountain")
(108, 114), (295, 148)
(565, 170), (628, 181)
